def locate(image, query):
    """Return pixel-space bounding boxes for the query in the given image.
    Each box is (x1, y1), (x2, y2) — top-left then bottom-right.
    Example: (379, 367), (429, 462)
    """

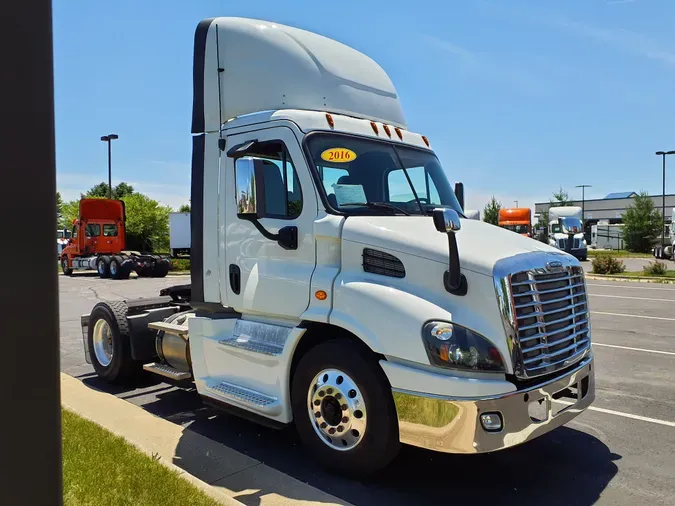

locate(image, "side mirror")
(432, 208), (467, 296)
(235, 158), (266, 219)
(453, 182), (464, 210)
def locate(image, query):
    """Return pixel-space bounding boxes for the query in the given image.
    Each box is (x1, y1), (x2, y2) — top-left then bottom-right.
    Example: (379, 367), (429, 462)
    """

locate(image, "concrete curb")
(60, 374), (352, 506)
(585, 274), (675, 284)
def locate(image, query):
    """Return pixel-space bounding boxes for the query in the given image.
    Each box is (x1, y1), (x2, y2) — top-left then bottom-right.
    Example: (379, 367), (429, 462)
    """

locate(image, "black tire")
(152, 259), (170, 278)
(119, 260), (133, 280)
(97, 256), (111, 278)
(291, 339), (400, 477)
(61, 256), (72, 276)
(109, 256), (123, 280)
(87, 301), (141, 383)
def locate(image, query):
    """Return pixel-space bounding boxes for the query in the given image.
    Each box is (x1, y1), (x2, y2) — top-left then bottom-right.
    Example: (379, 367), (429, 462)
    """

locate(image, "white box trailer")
(591, 223), (624, 250)
(169, 212), (191, 257)
(79, 17), (595, 477)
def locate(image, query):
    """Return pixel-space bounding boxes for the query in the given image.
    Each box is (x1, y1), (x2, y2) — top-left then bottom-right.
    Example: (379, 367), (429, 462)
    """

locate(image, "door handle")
(229, 264), (241, 294)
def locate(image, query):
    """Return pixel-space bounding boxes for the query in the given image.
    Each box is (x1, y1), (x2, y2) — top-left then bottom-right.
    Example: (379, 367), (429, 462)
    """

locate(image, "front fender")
(329, 274), (510, 373)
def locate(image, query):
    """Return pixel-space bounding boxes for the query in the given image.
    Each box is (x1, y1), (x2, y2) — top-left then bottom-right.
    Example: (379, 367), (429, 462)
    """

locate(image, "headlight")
(421, 321), (505, 372)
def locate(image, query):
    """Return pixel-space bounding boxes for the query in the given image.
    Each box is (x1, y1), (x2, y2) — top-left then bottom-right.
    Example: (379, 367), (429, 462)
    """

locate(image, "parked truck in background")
(57, 228), (72, 257)
(464, 209), (480, 220)
(169, 211), (191, 257)
(548, 206), (587, 260)
(653, 209), (675, 260)
(498, 208), (532, 237)
(591, 222), (624, 251)
(80, 17), (595, 477)
(60, 198), (171, 279)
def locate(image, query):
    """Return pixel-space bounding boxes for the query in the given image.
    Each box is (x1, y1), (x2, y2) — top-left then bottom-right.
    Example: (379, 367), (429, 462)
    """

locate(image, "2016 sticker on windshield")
(321, 148), (357, 163)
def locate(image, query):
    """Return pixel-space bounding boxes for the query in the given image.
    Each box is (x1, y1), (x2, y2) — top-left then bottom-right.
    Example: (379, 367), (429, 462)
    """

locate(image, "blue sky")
(53, 0), (675, 214)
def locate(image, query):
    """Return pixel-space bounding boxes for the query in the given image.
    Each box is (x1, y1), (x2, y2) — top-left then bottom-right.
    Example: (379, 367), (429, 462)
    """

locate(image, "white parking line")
(556, 401), (675, 428)
(589, 294), (675, 302)
(591, 310), (675, 322)
(587, 283), (675, 291)
(593, 343), (675, 356)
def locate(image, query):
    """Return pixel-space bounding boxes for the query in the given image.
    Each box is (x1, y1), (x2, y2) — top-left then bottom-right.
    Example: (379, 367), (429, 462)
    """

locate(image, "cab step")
(143, 362), (191, 381)
(147, 321), (189, 339)
(218, 337), (283, 356)
(206, 380), (279, 410)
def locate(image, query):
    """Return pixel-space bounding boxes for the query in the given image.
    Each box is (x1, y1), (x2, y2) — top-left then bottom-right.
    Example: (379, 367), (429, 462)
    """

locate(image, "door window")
(103, 224), (118, 237)
(85, 224), (101, 237)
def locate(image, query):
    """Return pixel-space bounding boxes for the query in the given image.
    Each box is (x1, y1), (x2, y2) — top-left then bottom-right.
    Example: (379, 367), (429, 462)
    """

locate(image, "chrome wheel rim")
(307, 368), (367, 451)
(92, 318), (114, 367)
(110, 261), (118, 276)
(98, 261), (105, 274)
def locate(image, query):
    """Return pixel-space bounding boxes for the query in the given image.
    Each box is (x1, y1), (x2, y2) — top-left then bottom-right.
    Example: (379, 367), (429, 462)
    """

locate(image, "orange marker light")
(315, 290), (328, 301)
(394, 127), (403, 140)
(370, 121), (379, 135)
(383, 124), (392, 138)
(421, 135), (430, 147)
(325, 113), (334, 128)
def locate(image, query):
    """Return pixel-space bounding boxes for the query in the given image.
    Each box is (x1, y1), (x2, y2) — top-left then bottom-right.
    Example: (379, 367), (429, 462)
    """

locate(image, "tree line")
(56, 183), (190, 253)
(480, 187), (663, 253)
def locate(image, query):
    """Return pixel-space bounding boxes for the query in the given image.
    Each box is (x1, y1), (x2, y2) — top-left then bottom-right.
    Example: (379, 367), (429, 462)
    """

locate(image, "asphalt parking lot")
(59, 270), (675, 506)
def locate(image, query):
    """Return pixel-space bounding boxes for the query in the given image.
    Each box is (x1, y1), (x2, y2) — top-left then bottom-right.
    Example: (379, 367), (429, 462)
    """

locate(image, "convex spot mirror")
(433, 208), (461, 234)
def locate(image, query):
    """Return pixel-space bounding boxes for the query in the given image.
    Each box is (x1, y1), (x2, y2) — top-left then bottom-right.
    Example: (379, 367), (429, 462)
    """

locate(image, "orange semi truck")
(60, 198), (170, 279)
(498, 208), (532, 237)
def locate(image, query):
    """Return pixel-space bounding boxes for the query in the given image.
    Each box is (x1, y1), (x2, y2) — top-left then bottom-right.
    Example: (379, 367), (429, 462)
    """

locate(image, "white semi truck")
(548, 206), (587, 260)
(80, 17), (595, 477)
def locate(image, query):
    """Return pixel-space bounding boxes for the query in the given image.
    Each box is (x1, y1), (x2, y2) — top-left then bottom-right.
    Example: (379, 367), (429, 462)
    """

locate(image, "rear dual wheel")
(109, 256), (132, 280)
(87, 301), (141, 383)
(291, 339), (400, 477)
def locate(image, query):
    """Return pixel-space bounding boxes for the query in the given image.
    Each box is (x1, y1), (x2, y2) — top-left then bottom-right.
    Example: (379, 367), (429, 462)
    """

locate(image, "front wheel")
(61, 256), (72, 276)
(291, 339), (400, 477)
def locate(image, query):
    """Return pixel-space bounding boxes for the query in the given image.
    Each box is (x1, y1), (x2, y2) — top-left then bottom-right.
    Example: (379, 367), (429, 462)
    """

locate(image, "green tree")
(483, 196), (502, 225)
(550, 187), (572, 207)
(56, 191), (63, 228)
(60, 199), (80, 229)
(121, 193), (171, 252)
(622, 191), (662, 253)
(178, 204), (191, 213)
(84, 181), (135, 199)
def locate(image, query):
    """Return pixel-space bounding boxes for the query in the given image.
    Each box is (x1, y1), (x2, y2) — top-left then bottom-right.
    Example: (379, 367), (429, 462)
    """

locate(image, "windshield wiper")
(339, 202), (411, 216)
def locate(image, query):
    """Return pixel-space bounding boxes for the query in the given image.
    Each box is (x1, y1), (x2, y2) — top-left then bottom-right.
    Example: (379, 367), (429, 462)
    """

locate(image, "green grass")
(393, 393), (460, 428)
(603, 270), (675, 279)
(588, 249), (652, 258)
(62, 409), (219, 506)
(169, 258), (190, 271)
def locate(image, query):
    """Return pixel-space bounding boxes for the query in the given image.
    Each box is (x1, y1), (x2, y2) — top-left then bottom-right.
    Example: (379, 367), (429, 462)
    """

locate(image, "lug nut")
(315, 412), (321, 418)
(314, 400), (320, 406)
(341, 404), (348, 411)
(320, 422), (327, 429)
(337, 425), (344, 432)
(342, 417), (349, 423)
(318, 391), (325, 397)
(326, 388), (333, 394)
(328, 428), (336, 434)
(335, 393), (342, 400)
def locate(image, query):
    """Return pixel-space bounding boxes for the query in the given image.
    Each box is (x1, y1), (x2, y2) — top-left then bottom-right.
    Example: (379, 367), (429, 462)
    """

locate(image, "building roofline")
(535, 193), (675, 206)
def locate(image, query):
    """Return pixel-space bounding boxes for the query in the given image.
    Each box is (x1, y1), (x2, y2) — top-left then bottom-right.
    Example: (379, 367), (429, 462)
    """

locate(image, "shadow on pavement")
(76, 379), (621, 506)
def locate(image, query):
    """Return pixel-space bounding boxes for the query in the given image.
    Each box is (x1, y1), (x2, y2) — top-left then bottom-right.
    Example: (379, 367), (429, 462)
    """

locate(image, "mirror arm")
(239, 215), (298, 250)
(443, 232), (468, 296)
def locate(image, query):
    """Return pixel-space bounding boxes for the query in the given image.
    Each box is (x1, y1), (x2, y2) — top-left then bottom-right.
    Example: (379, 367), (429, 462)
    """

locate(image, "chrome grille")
(510, 266), (590, 377)
(494, 252), (591, 380)
(557, 238), (581, 249)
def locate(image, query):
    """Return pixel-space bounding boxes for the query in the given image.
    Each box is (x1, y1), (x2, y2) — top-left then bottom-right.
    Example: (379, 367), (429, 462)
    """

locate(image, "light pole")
(655, 151), (675, 250)
(100, 134), (119, 198)
(514, 200), (518, 207)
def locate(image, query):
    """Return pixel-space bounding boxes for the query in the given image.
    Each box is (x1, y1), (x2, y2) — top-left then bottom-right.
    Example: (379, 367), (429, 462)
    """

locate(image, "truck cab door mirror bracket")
(432, 208), (467, 296)
(238, 216), (298, 250)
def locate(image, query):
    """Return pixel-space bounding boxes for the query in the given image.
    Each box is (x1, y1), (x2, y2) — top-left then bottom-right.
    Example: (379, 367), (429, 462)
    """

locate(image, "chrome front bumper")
(392, 355), (595, 454)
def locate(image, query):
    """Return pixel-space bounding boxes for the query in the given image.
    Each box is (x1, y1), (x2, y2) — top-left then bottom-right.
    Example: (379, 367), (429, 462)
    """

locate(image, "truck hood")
(342, 215), (560, 276)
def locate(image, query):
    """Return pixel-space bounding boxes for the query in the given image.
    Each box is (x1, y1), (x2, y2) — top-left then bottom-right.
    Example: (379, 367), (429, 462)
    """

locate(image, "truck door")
(222, 126), (318, 318)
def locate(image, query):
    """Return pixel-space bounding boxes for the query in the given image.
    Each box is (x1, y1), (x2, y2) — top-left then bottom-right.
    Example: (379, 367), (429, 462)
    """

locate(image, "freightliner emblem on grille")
(546, 260), (563, 272)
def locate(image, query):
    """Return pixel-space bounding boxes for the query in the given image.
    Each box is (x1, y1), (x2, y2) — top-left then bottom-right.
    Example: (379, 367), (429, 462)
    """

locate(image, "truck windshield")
(305, 133), (463, 216)
(502, 224), (530, 234)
